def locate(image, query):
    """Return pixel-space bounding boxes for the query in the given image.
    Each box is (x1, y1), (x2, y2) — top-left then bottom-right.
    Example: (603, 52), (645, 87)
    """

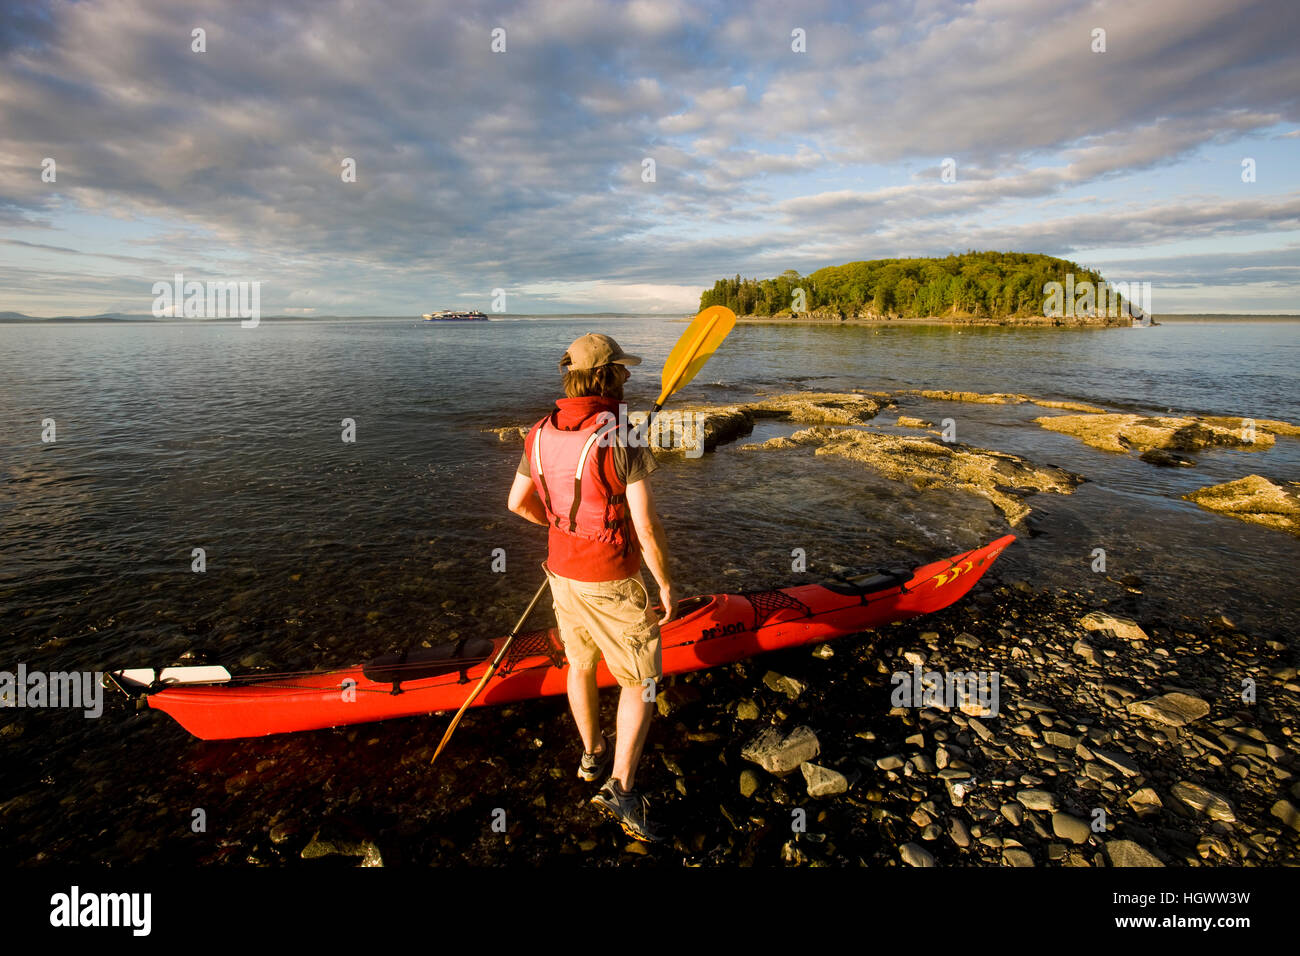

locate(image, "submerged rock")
(749, 392), (884, 426)
(1199, 415), (1300, 437)
(900, 389), (1107, 413)
(912, 389), (1030, 405)
(1032, 399), (1110, 413)
(1078, 611), (1149, 642)
(485, 391), (884, 457)
(1140, 449), (1196, 467)
(742, 426), (1082, 525)
(896, 415), (935, 429)
(1034, 412), (1283, 455)
(629, 407), (753, 454)
(1183, 475), (1300, 537)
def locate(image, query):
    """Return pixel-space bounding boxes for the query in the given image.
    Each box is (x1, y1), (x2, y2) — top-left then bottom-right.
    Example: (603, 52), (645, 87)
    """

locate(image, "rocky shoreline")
(230, 572), (1297, 867)
(716, 310), (1140, 328)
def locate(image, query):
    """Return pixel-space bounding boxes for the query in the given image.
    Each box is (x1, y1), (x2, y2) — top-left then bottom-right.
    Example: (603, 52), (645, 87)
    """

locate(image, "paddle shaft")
(428, 575), (551, 765)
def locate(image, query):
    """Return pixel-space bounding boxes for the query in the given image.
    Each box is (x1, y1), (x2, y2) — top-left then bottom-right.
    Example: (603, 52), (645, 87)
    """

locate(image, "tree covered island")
(699, 252), (1140, 326)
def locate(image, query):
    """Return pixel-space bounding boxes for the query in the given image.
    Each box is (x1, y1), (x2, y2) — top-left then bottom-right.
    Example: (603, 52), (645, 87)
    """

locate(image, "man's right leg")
(567, 661), (603, 756)
(547, 568), (607, 760)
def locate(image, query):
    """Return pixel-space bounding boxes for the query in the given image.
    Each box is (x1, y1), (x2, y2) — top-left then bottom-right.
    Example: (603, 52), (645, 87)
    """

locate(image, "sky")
(0, 0), (1297, 316)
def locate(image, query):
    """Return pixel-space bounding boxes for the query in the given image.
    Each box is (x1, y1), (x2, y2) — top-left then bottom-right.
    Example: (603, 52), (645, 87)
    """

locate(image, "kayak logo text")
(50, 886), (151, 936)
(593, 406), (707, 459)
(700, 621), (746, 641)
(0, 663), (103, 718)
(890, 664), (1000, 717)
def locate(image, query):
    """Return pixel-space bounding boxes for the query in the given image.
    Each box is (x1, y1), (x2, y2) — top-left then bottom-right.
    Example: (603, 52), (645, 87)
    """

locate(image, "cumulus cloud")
(0, 0), (1295, 314)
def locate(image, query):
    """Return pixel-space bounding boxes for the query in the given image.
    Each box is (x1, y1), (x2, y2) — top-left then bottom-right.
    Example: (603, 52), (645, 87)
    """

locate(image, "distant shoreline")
(1, 312), (1297, 324)
(0, 312), (679, 323)
(727, 314), (1136, 327)
(712, 313), (1299, 326)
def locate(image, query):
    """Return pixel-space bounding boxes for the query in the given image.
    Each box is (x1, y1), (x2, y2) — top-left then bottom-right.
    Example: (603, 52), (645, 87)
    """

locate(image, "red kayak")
(111, 535), (1014, 740)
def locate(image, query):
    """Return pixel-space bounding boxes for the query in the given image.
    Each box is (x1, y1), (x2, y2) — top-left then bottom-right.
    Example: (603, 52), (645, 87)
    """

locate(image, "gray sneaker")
(578, 733), (614, 782)
(591, 779), (665, 843)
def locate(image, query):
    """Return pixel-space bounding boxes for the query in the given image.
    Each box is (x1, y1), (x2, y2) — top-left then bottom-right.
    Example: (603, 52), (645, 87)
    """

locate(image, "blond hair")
(563, 364), (624, 401)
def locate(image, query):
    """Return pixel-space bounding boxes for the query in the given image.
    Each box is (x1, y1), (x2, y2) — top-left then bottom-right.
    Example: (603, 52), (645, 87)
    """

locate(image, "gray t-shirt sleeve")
(616, 443), (659, 485)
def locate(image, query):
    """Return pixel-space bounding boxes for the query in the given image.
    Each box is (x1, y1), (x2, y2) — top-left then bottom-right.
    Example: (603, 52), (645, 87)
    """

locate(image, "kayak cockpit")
(362, 636), (495, 685)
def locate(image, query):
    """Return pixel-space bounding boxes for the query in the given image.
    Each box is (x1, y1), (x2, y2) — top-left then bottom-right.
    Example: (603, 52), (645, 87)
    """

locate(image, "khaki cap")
(558, 332), (642, 371)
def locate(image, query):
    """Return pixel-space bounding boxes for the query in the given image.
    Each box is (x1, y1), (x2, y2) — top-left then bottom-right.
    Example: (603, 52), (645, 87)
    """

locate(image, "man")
(507, 332), (675, 843)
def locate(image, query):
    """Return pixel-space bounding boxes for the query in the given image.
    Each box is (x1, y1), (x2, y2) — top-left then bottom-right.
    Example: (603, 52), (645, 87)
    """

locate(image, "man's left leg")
(611, 684), (653, 791)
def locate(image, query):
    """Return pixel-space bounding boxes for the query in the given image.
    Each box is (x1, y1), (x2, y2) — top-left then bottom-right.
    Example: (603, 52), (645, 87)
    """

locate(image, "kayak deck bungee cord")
(109, 534), (1014, 740)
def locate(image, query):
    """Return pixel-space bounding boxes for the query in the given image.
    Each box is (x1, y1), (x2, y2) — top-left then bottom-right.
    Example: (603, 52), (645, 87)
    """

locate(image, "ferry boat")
(422, 309), (489, 321)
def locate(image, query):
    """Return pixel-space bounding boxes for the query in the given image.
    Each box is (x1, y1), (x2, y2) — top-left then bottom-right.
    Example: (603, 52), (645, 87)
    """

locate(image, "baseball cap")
(558, 332), (642, 371)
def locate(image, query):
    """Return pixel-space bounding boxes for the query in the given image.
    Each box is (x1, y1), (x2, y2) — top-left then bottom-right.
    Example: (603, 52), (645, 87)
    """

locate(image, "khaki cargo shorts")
(543, 564), (663, 688)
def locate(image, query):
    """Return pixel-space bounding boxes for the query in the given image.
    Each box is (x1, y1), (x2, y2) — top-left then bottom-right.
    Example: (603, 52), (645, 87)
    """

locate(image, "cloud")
(0, 0), (1296, 313)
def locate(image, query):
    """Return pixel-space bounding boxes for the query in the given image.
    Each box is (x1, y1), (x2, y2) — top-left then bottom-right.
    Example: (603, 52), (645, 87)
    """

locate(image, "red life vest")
(526, 401), (637, 581)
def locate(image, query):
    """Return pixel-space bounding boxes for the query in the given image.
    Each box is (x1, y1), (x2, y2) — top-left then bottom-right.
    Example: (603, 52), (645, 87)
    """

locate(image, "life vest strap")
(566, 417), (620, 534)
(532, 417), (557, 523)
(530, 412), (629, 544)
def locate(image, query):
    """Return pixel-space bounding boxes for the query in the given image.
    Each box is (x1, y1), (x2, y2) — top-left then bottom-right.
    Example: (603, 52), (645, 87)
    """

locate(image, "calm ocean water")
(0, 316), (1297, 863)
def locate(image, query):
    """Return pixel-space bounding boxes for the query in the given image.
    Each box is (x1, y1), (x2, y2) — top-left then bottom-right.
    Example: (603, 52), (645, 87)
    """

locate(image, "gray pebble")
(1104, 839), (1164, 867)
(1051, 813), (1092, 844)
(1016, 789), (1059, 812)
(899, 843), (935, 867)
(948, 817), (972, 847)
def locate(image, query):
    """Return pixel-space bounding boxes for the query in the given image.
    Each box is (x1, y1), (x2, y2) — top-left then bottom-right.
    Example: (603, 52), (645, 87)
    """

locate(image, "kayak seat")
(363, 637), (495, 685)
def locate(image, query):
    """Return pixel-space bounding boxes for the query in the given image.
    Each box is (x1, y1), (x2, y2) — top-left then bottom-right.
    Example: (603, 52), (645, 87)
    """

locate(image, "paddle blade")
(657, 305), (736, 405)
